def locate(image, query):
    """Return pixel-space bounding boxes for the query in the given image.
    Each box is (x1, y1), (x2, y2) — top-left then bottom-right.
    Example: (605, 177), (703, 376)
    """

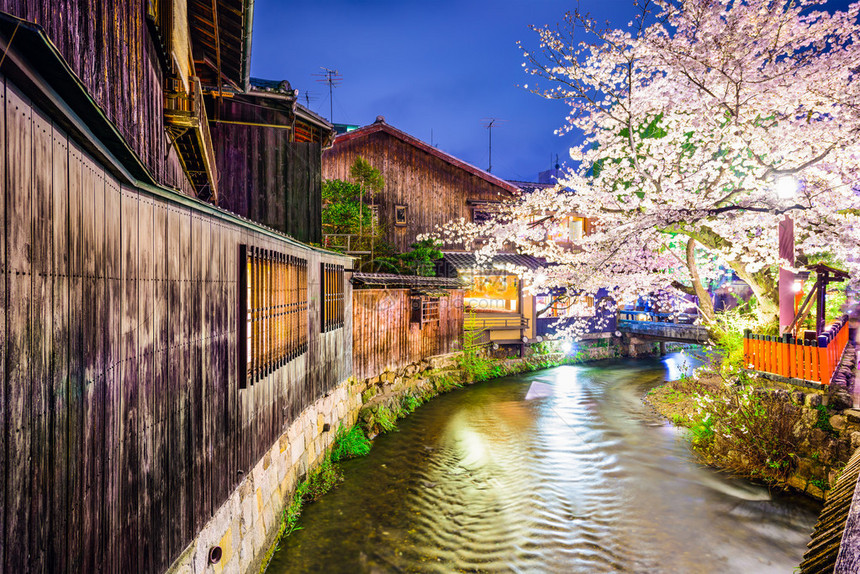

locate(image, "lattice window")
(411, 296), (440, 326)
(321, 263), (344, 332)
(239, 246), (307, 387)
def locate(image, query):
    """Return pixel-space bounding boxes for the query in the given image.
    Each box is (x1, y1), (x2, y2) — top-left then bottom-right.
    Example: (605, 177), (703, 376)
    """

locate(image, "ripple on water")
(267, 357), (820, 574)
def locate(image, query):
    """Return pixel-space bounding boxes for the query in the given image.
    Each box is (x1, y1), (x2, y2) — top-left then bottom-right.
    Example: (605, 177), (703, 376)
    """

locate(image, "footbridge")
(617, 311), (711, 344)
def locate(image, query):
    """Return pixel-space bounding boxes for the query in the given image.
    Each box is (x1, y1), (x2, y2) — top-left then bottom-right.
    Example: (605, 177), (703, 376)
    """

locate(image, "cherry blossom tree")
(438, 0), (860, 325)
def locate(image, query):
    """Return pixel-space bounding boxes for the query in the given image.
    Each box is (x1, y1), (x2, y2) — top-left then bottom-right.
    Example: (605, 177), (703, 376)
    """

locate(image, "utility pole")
(312, 67), (342, 123)
(481, 118), (506, 173)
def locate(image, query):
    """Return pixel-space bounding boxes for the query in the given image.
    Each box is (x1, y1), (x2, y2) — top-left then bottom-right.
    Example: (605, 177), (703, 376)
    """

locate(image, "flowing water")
(268, 354), (820, 573)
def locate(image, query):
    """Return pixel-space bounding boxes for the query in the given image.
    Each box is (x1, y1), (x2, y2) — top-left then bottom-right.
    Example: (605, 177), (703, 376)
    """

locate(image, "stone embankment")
(167, 338), (629, 574)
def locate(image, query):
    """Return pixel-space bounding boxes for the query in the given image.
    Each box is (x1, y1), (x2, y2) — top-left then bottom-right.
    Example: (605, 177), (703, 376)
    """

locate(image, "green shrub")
(402, 394), (421, 413)
(303, 458), (342, 502)
(689, 384), (801, 482)
(375, 405), (397, 432)
(813, 404), (837, 435)
(331, 425), (372, 462)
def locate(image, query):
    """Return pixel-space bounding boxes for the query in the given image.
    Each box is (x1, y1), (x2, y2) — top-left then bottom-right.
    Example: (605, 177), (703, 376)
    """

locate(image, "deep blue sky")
(249, 0), (628, 182)
(249, 0), (854, 183)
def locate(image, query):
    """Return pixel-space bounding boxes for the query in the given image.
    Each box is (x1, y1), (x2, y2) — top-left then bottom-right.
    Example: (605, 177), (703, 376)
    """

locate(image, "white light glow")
(792, 280), (803, 293)
(561, 340), (573, 354)
(774, 175), (799, 199)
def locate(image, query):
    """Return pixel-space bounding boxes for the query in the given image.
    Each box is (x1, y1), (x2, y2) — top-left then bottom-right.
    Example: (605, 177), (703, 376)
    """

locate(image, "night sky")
(249, 0), (855, 183)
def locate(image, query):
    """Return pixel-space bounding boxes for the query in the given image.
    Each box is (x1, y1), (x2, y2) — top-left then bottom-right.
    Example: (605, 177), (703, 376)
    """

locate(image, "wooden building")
(350, 273), (464, 381)
(0, 5), (352, 574)
(321, 116), (520, 252)
(209, 77), (335, 244)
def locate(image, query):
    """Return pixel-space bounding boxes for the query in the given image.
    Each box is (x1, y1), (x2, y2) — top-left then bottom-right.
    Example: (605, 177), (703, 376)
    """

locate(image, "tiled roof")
(350, 272), (464, 289)
(440, 252), (547, 272)
(507, 180), (556, 194)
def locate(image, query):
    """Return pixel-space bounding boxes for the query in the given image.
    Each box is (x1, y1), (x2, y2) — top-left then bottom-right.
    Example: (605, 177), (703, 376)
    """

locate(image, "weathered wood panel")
(0, 74), (353, 574)
(120, 184), (139, 574)
(0, 0), (194, 195)
(0, 76), (5, 574)
(67, 140), (84, 572)
(49, 122), (69, 574)
(211, 113), (323, 244)
(5, 84), (33, 574)
(352, 289), (464, 381)
(31, 104), (52, 573)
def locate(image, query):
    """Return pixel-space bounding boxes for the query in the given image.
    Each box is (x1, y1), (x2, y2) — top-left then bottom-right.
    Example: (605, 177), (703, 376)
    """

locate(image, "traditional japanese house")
(0, 3), (352, 574)
(350, 273), (465, 381)
(321, 115), (521, 252)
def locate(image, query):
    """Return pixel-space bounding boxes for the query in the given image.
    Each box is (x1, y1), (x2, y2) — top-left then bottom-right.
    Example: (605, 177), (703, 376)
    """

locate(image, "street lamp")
(775, 175), (798, 333)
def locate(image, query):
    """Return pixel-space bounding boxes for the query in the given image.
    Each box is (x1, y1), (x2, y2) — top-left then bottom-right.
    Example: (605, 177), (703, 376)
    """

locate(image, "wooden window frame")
(238, 245), (308, 388)
(394, 204), (408, 227)
(321, 262), (345, 332)
(411, 295), (440, 326)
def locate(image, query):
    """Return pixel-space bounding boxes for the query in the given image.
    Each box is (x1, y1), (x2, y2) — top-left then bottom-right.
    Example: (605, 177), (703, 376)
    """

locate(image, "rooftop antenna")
(300, 90), (319, 109)
(481, 118), (507, 173)
(312, 67), (342, 122)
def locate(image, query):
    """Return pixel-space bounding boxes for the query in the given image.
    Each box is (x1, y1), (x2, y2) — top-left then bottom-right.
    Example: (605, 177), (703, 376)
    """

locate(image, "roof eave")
(333, 122), (521, 196)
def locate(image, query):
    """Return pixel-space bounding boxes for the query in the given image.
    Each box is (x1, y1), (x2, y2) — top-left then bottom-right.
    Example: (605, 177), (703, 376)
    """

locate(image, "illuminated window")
(238, 246), (307, 387)
(547, 216), (585, 243)
(394, 204), (407, 226)
(536, 294), (595, 318)
(464, 275), (519, 313)
(570, 218), (584, 243)
(321, 263), (345, 332)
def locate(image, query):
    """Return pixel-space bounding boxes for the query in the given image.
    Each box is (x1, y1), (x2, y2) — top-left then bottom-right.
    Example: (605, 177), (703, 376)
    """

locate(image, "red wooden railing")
(743, 315), (850, 385)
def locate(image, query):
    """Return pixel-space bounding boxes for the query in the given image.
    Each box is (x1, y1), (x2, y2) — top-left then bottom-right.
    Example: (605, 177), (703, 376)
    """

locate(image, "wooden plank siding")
(322, 127), (517, 252)
(352, 289), (464, 381)
(0, 75), (352, 574)
(0, 0), (194, 196)
(211, 112), (324, 245)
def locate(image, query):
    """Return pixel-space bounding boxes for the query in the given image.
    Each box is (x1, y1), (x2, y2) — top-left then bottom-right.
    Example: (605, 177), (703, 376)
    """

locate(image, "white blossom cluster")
(439, 0), (860, 325)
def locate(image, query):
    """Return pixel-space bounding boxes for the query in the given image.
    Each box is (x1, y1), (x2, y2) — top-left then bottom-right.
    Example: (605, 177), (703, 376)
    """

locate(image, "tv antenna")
(312, 67), (342, 122)
(299, 90), (319, 109)
(481, 118), (507, 173)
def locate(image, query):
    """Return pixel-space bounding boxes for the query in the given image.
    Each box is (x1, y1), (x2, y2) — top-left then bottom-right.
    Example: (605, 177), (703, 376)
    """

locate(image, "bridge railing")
(617, 310), (699, 324)
(743, 315), (849, 385)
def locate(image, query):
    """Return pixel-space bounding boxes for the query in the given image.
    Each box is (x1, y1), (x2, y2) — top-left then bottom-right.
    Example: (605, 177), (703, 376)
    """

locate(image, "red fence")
(744, 316), (850, 385)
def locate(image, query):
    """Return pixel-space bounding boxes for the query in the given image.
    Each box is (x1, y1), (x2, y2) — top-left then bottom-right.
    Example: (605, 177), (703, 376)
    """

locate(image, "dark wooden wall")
(352, 289), (463, 381)
(0, 77), (352, 574)
(0, 0), (193, 194)
(212, 114), (323, 244)
(322, 130), (513, 251)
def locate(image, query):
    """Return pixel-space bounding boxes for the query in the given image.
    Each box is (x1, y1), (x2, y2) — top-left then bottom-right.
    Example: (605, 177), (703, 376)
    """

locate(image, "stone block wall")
(166, 379), (364, 574)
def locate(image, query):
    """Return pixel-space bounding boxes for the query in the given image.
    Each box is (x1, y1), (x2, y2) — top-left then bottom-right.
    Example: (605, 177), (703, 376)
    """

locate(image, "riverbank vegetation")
(646, 354), (857, 500)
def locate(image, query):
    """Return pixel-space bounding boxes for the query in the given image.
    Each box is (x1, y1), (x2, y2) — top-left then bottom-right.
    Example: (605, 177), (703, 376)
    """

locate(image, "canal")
(268, 354), (821, 573)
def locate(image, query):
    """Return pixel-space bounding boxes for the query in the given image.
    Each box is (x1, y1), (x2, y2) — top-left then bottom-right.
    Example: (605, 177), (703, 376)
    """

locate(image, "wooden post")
(743, 329), (751, 368)
(781, 334), (791, 378)
(818, 335), (830, 384)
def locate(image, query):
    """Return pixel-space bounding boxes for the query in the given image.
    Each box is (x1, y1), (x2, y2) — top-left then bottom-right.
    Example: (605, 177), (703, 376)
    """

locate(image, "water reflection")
(268, 354), (818, 573)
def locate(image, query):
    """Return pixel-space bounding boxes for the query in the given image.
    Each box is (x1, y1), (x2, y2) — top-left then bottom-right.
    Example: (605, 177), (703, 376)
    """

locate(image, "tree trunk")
(686, 238), (715, 323)
(724, 260), (779, 322)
